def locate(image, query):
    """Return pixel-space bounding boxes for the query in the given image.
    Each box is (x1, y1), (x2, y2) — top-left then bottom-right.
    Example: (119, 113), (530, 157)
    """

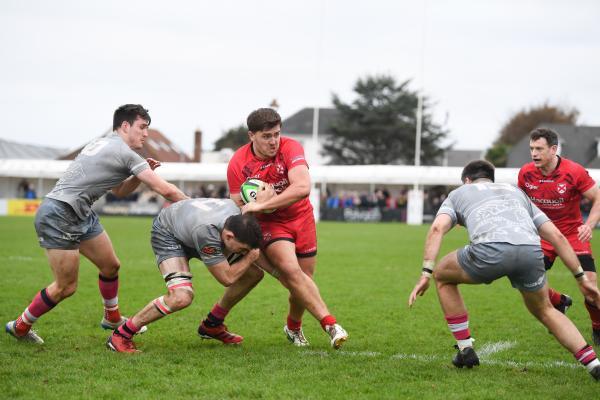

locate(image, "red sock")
(99, 275), (120, 322)
(585, 301), (600, 330)
(548, 288), (562, 307)
(16, 288), (57, 335)
(445, 314), (470, 340)
(116, 319), (140, 339)
(211, 303), (229, 321)
(319, 315), (336, 330)
(575, 344), (598, 367)
(287, 316), (302, 331)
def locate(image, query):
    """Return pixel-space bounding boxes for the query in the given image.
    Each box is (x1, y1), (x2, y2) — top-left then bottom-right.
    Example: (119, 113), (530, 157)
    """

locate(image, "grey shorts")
(150, 218), (200, 266)
(34, 198), (104, 250)
(457, 242), (546, 292)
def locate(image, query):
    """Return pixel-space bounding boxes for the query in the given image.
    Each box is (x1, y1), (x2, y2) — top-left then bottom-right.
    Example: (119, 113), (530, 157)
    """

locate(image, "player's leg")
(266, 240), (347, 349)
(434, 250), (479, 368)
(79, 230), (127, 329)
(107, 257), (193, 353)
(520, 284), (600, 379)
(542, 242), (573, 313)
(284, 255), (315, 346)
(576, 255), (600, 345)
(199, 264), (264, 344)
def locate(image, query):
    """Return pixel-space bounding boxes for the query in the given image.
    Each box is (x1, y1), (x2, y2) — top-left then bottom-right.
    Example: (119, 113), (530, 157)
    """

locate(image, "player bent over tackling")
(409, 160), (600, 380)
(107, 198), (262, 352)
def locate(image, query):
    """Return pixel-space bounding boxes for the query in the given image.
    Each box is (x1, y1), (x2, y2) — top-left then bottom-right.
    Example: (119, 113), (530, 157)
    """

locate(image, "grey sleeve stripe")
(132, 161), (147, 171)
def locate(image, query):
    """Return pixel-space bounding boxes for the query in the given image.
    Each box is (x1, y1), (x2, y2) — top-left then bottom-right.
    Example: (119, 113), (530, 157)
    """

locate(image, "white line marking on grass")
(302, 342), (582, 371)
(477, 341), (516, 357)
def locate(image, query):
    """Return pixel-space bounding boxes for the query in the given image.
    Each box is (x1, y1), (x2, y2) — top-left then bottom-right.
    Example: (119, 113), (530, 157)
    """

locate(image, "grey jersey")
(46, 133), (149, 219)
(437, 182), (550, 245)
(156, 198), (241, 266)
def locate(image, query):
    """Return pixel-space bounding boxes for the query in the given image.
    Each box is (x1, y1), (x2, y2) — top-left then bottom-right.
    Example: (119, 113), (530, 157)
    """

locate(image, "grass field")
(1, 216), (599, 399)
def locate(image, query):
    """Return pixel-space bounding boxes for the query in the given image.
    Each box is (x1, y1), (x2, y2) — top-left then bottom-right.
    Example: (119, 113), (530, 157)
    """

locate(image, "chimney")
(194, 129), (202, 162)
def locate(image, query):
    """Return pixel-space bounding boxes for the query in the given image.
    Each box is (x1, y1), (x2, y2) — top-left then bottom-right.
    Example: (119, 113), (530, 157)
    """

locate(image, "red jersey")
(227, 136), (313, 223)
(518, 157), (596, 236)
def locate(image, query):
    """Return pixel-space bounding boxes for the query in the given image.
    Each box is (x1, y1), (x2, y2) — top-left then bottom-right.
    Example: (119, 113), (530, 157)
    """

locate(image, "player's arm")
(111, 158), (162, 198)
(579, 185), (600, 242)
(538, 220), (600, 306)
(135, 168), (189, 203)
(243, 165), (310, 213)
(408, 213), (453, 307)
(206, 249), (260, 287)
(230, 192), (244, 207)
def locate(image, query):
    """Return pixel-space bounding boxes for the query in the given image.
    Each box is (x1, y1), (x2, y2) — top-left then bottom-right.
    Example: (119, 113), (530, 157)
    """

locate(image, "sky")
(1, 0), (599, 157)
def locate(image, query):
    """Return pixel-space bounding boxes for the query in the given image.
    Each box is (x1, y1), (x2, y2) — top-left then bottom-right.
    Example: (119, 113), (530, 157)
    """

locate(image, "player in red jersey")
(518, 127), (600, 345)
(199, 107), (348, 349)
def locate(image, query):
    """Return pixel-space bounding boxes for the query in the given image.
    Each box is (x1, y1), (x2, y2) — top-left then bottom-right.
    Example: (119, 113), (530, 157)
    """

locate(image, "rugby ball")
(240, 179), (265, 204)
(240, 179), (276, 213)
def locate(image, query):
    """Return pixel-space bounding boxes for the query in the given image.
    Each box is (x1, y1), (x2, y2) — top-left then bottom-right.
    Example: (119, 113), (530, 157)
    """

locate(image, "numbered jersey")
(437, 182), (549, 245)
(46, 133), (149, 219)
(156, 198), (240, 266)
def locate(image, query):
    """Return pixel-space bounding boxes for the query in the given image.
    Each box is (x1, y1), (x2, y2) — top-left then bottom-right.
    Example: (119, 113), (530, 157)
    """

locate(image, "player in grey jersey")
(5, 104), (188, 345)
(408, 160), (600, 380)
(106, 198), (262, 353)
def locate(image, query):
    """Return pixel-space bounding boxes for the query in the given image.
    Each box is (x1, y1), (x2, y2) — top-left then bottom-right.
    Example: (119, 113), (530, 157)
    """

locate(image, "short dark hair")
(113, 104), (151, 131)
(224, 214), (262, 249)
(461, 160), (495, 183)
(529, 127), (559, 147)
(247, 108), (282, 133)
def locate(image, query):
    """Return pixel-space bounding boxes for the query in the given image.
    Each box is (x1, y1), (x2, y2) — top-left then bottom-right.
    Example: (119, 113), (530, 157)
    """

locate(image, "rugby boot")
(325, 323), (348, 350)
(592, 329), (600, 346)
(590, 365), (600, 381)
(555, 294), (573, 315)
(106, 331), (140, 353)
(198, 321), (243, 344)
(452, 345), (480, 369)
(100, 316), (147, 334)
(284, 325), (309, 346)
(5, 320), (44, 344)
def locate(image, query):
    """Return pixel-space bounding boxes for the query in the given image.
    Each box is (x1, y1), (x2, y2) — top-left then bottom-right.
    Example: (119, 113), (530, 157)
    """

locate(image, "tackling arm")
(207, 249), (260, 287)
(135, 168), (188, 203)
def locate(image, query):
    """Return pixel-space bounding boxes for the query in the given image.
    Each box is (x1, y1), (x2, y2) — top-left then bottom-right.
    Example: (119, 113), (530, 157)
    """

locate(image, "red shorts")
(260, 213), (317, 258)
(541, 231), (593, 262)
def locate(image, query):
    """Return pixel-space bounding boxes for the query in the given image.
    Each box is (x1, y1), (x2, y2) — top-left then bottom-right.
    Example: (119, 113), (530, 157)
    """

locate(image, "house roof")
(506, 124), (600, 168)
(59, 129), (192, 162)
(0, 137), (67, 159)
(282, 107), (339, 136)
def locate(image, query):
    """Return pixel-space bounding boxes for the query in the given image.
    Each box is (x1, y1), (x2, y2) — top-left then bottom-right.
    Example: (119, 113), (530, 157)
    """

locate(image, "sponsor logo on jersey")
(201, 246), (218, 255)
(259, 163), (273, 171)
(525, 182), (538, 190)
(530, 197), (565, 206)
(539, 179), (554, 183)
(557, 183), (567, 194)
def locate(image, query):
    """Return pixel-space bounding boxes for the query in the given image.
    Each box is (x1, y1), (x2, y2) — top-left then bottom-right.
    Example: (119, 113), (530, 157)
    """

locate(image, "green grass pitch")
(1, 216), (599, 399)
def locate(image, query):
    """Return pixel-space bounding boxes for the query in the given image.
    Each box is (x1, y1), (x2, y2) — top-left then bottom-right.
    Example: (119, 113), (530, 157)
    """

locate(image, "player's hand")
(577, 276), (600, 308)
(577, 224), (593, 242)
(244, 248), (260, 263)
(256, 183), (276, 204)
(241, 201), (262, 214)
(146, 158), (162, 170)
(409, 276), (431, 307)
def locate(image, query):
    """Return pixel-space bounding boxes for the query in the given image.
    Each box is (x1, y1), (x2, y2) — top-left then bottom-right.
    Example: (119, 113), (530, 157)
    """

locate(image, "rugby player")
(519, 127), (600, 345)
(409, 160), (600, 380)
(106, 198), (262, 352)
(199, 107), (348, 349)
(5, 104), (188, 344)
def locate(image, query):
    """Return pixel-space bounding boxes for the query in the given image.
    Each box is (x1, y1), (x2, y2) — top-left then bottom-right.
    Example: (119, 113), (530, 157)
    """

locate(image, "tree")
(214, 124), (249, 151)
(485, 103), (578, 166)
(321, 75), (448, 165)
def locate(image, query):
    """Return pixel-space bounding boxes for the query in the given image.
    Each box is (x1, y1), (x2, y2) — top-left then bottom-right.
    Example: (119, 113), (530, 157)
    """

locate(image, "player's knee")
(279, 266), (304, 287)
(55, 282), (78, 299)
(169, 289), (195, 310)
